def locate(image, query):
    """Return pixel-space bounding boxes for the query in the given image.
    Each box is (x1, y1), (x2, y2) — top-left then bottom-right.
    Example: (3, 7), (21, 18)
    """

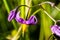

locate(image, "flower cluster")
(8, 7), (37, 25)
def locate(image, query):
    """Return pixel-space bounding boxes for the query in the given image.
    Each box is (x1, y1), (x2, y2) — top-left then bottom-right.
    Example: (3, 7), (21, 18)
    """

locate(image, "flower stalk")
(55, 6), (60, 11)
(11, 26), (22, 40)
(43, 10), (56, 24)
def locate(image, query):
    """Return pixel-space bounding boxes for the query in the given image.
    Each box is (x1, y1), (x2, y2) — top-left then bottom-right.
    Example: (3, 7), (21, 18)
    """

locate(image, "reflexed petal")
(26, 16), (37, 24)
(51, 25), (60, 37)
(15, 11), (26, 24)
(8, 9), (16, 22)
(15, 12), (37, 24)
(51, 25), (57, 33)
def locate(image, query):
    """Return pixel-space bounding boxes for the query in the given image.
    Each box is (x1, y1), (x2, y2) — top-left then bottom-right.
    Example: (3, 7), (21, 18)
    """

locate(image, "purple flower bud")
(51, 20), (60, 37)
(8, 9), (16, 22)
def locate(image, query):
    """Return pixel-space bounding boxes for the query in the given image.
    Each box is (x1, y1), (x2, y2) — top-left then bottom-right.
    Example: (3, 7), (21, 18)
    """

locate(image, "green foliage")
(0, 0), (60, 40)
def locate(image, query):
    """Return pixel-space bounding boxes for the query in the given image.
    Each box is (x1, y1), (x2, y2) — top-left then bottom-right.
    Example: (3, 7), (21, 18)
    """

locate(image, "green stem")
(24, 0), (31, 40)
(3, 0), (17, 30)
(11, 26), (22, 40)
(39, 20), (44, 40)
(32, 6), (56, 24)
(40, 10), (52, 40)
(32, 9), (41, 15)
(3, 0), (10, 13)
(43, 10), (56, 24)
(31, 1), (54, 16)
(55, 6), (60, 11)
(20, 0), (25, 18)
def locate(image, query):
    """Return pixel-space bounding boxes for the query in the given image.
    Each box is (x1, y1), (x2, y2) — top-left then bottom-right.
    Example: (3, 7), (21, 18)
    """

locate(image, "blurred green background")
(0, 0), (60, 40)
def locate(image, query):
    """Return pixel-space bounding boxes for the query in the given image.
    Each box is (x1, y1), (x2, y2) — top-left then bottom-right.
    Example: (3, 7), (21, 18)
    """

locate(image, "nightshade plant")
(6, 1), (60, 40)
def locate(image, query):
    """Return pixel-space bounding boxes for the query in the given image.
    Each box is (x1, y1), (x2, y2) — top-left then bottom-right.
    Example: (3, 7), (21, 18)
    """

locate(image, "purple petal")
(51, 25), (60, 37)
(15, 11), (26, 24)
(8, 9), (16, 22)
(26, 16), (37, 24)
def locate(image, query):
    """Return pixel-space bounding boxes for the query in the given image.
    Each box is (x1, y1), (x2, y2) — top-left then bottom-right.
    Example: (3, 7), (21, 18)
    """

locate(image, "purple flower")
(8, 9), (16, 22)
(8, 8), (37, 24)
(15, 11), (37, 24)
(51, 20), (60, 37)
